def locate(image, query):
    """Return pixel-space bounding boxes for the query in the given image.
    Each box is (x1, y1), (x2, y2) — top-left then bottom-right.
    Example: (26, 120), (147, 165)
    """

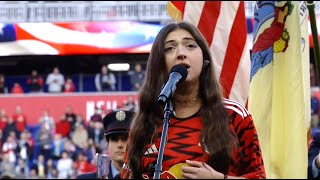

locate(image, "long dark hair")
(126, 21), (236, 178)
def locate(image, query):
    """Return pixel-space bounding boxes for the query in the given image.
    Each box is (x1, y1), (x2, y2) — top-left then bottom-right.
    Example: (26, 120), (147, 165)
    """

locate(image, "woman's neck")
(174, 82), (199, 102)
(172, 82), (201, 118)
(172, 97), (202, 118)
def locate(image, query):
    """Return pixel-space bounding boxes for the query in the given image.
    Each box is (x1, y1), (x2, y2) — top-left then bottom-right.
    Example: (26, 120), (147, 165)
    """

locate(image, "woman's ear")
(203, 60), (210, 69)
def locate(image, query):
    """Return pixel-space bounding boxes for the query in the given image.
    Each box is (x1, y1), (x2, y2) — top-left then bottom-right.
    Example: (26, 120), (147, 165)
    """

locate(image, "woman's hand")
(181, 160), (224, 179)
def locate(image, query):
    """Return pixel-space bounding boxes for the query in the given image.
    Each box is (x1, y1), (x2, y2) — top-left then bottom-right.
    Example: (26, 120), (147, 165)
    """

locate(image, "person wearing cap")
(76, 110), (134, 179)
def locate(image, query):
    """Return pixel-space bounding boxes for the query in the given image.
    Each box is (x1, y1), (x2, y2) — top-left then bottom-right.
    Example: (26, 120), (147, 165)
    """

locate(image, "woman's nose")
(177, 54), (187, 60)
(176, 45), (187, 60)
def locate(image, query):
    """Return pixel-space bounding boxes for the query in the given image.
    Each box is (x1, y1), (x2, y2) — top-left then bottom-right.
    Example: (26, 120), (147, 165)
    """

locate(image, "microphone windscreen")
(169, 64), (188, 82)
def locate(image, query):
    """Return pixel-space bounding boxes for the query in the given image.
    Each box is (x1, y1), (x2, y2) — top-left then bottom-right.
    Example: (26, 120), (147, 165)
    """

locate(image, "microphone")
(157, 64), (188, 105)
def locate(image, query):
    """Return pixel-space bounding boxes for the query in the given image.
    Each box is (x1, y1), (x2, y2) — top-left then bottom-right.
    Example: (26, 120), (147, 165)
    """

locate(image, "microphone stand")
(153, 99), (173, 179)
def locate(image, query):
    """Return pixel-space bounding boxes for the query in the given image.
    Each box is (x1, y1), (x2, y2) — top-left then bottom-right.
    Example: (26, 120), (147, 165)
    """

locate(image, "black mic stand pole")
(153, 99), (173, 179)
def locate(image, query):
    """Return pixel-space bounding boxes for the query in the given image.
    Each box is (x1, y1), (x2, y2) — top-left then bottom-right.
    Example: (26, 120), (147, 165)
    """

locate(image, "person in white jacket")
(57, 151), (73, 178)
(46, 67), (65, 93)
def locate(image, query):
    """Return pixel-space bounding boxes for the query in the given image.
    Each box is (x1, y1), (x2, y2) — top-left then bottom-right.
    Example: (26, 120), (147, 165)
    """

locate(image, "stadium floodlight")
(107, 63), (130, 71)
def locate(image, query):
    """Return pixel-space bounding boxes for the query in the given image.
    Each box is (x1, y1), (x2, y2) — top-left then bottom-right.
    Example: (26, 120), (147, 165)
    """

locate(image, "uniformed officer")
(77, 110), (134, 179)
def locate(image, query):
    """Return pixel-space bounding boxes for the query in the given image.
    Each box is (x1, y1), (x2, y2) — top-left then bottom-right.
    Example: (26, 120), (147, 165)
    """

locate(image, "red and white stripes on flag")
(167, 1), (250, 106)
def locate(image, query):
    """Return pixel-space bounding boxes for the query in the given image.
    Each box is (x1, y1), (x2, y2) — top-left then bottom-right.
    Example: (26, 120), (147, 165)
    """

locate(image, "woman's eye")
(186, 44), (197, 48)
(164, 47), (175, 52)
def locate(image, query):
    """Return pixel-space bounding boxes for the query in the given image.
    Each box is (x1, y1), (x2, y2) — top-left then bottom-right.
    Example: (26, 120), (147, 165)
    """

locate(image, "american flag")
(167, 1), (250, 106)
(0, 21), (163, 56)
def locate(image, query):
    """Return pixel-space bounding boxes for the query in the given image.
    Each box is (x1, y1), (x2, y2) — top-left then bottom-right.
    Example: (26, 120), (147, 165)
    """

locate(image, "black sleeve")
(308, 140), (320, 179)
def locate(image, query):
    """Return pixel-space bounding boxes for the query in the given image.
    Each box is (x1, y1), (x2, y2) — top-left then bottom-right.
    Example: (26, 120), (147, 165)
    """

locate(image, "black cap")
(103, 110), (134, 138)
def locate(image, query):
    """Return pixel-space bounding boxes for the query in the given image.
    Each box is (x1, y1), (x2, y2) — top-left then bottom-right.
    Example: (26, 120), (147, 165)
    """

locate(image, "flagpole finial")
(307, 1), (315, 6)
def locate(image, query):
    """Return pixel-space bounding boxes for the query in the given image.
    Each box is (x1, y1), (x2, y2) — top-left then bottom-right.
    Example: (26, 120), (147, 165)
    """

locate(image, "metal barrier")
(0, 1), (320, 23)
(0, 3), (27, 23)
(0, 1), (171, 23)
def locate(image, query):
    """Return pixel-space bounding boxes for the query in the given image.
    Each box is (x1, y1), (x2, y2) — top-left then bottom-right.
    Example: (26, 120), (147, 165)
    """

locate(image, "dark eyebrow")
(164, 37), (196, 45)
(183, 37), (196, 42)
(164, 40), (175, 45)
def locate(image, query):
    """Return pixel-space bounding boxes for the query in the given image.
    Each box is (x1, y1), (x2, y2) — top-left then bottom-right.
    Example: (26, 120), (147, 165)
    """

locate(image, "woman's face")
(164, 29), (203, 83)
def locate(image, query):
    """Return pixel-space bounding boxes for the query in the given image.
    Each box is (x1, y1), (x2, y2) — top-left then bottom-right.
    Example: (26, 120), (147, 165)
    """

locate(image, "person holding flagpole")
(121, 21), (266, 179)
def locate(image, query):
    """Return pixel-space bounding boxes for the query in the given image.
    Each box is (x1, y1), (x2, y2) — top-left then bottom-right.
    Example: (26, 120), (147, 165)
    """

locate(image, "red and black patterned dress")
(121, 98), (266, 179)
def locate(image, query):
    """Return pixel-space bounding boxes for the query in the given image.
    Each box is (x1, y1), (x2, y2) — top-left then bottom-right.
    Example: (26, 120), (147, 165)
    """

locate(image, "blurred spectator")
(74, 152), (95, 175)
(64, 76), (76, 93)
(63, 139), (77, 160)
(16, 130), (32, 163)
(46, 66), (65, 93)
(10, 82), (24, 94)
(70, 161), (78, 178)
(100, 105), (109, 119)
(2, 118), (18, 144)
(55, 115), (71, 139)
(71, 124), (88, 150)
(57, 151), (73, 178)
(65, 106), (77, 130)
(88, 121), (104, 148)
(27, 70), (44, 93)
(0, 109), (8, 133)
(83, 138), (97, 164)
(89, 106), (103, 124)
(122, 95), (137, 112)
(0, 74), (8, 94)
(30, 168), (39, 179)
(2, 133), (17, 164)
(72, 114), (85, 133)
(0, 152), (15, 175)
(46, 158), (58, 179)
(128, 63), (145, 91)
(32, 154), (47, 178)
(311, 93), (320, 129)
(48, 169), (59, 179)
(0, 172), (16, 179)
(95, 65), (116, 91)
(25, 130), (35, 163)
(15, 158), (30, 178)
(12, 106), (27, 137)
(39, 110), (55, 134)
(52, 134), (64, 160)
(35, 124), (52, 160)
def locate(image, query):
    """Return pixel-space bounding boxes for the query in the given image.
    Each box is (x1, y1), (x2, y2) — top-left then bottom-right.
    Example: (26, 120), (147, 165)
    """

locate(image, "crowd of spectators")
(0, 62), (144, 178)
(0, 63), (145, 94)
(0, 100), (138, 179)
